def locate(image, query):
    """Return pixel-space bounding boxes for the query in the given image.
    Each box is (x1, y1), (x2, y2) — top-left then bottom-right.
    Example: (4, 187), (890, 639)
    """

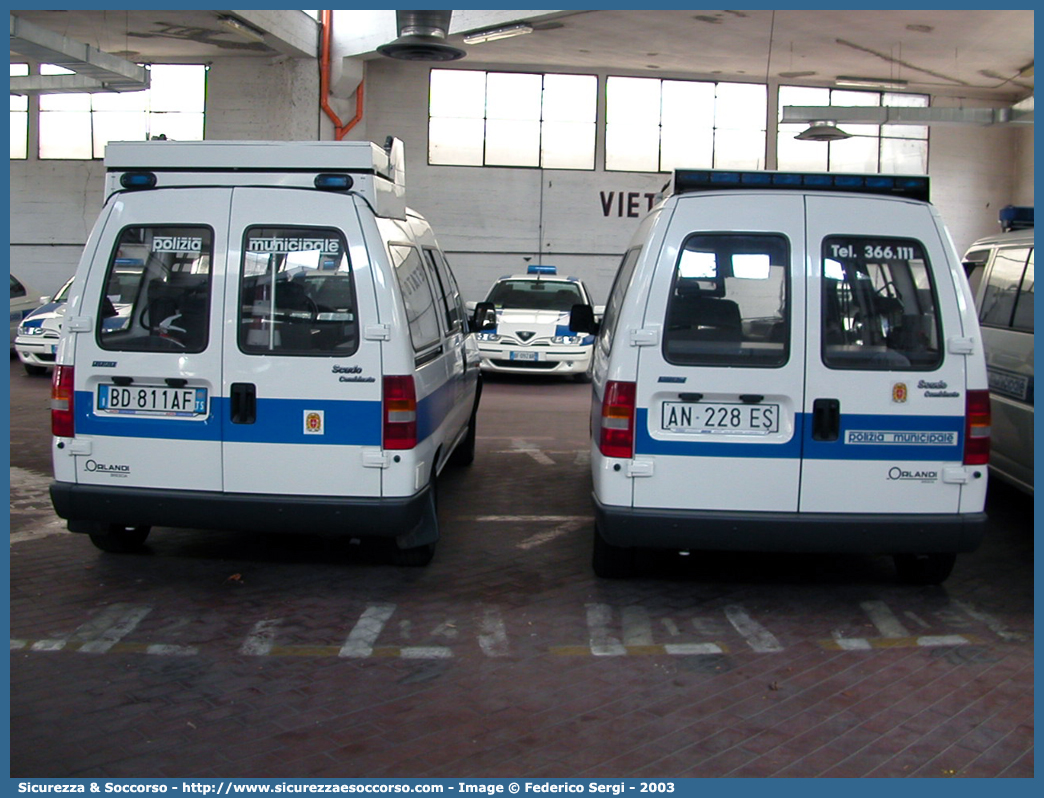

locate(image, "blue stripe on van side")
(223, 397), (382, 446)
(635, 409), (964, 462)
(76, 391), (223, 442)
(807, 412), (964, 462)
(415, 378), (458, 443)
(75, 391), (382, 445)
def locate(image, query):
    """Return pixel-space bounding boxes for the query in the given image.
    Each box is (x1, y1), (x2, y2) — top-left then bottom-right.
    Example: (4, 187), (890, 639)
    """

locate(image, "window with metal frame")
(606, 77), (767, 172)
(777, 86), (930, 174)
(979, 247), (1034, 332)
(239, 227), (358, 356)
(428, 69), (597, 169)
(98, 226), (214, 354)
(390, 244), (442, 352)
(821, 236), (941, 371)
(663, 234), (789, 367)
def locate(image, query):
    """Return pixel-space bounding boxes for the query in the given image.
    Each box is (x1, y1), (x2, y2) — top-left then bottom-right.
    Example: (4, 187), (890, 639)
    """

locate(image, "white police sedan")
(471, 265), (602, 381)
(14, 276), (72, 374)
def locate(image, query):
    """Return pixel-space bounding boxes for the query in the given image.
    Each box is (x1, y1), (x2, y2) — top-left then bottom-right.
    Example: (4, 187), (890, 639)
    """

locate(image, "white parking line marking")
(953, 600), (1027, 642)
(339, 603), (396, 658)
(72, 604), (152, 654)
(477, 606), (509, 657)
(239, 619), (282, 656)
(474, 516), (589, 523)
(724, 605), (784, 652)
(861, 600), (909, 639)
(831, 630), (872, 650)
(586, 603), (626, 656)
(400, 647), (453, 659)
(916, 635), (970, 647)
(622, 606), (654, 647)
(664, 643), (725, 656)
(517, 518), (586, 550)
(510, 438), (555, 466)
(146, 644), (198, 656)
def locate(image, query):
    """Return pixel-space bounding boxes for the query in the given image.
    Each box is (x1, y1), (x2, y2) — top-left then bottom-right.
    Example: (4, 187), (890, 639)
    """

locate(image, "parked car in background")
(15, 275), (73, 374)
(963, 206), (1034, 494)
(10, 274), (42, 347)
(470, 265), (603, 381)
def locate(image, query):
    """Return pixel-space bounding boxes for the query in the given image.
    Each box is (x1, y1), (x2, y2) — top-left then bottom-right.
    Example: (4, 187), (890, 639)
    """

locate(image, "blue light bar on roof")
(528, 265), (557, 275)
(999, 205), (1033, 231)
(674, 169), (930, 203)
(119, 171), (157, 190)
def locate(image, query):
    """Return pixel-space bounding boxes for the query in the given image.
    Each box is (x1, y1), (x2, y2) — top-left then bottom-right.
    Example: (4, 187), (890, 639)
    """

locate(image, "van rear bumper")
(50, 481), (436, 544)
(594, 497), (987, 554)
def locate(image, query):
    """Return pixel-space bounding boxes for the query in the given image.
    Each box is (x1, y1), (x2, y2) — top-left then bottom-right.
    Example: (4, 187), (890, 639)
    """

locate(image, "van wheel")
(23, 363), (48, 376)
(592, 525), (635, 578)
(88, 525), (151, 554)
(894, 553), (956, 585)
(449, 407), (478, 467)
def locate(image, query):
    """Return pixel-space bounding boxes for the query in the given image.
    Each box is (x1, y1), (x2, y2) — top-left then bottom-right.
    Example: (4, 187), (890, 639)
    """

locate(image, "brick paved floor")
(9, 362), (1034, 777)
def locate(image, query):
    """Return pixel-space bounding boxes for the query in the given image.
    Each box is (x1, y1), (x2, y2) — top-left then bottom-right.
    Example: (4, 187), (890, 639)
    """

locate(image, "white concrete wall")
(8, 49), (1030, 302)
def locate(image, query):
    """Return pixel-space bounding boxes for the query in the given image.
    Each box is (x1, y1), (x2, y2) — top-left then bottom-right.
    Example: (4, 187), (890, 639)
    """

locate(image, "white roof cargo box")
(103, 137), (407, 219)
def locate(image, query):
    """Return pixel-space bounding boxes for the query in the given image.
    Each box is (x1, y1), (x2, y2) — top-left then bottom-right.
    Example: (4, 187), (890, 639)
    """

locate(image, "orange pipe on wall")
(320, 9), (364, 140)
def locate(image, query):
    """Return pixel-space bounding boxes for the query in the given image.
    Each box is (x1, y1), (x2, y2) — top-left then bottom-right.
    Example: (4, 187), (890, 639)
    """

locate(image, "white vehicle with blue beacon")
(473, 265), (599, 380)
(49, 137), (481, 566)
(568, 169), (992, 584)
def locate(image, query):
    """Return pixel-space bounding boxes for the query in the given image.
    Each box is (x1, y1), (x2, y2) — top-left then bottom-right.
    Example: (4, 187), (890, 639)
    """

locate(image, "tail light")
(51, 365), (75, 438)
(963, 389), (991, 465)
(599, 380), (636, 458)
(383, 375), (417, 450)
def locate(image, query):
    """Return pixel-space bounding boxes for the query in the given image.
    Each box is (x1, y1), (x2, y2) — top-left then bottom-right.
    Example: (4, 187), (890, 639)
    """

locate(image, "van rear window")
(239, 227), (358, 356)
(662, 234), (790, 367)
(97, 226), (213, 353)
(821, 236), (942, 371)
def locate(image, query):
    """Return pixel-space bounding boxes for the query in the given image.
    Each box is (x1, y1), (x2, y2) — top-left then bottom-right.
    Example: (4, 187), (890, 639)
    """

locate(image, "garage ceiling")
(8, 8), (1035, 102)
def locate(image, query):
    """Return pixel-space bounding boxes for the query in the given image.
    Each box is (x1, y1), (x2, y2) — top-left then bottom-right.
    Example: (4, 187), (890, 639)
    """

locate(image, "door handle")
(230, 383), (257, 425)
(812, 398), (840, 442)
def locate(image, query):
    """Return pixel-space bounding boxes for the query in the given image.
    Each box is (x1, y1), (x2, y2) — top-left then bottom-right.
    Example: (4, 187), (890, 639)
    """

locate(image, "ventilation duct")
(377, 10), (466, 62)
(9, 15), (149, 94)
(783, 103), (1034, 127)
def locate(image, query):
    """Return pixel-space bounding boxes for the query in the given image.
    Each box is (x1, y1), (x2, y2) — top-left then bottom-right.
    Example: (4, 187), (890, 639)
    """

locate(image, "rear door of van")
(632, 192), (807, 513)
(69, 188), (229, 493)
(221, 187), (383, 498)
(801, 196), (970, 513)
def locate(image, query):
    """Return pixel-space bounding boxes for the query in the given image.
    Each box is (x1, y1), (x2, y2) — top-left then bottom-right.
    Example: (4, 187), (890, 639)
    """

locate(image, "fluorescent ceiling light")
(835, 76), (908, 90)
(218, 16), (267, 44)
(463, 24), (533, 45)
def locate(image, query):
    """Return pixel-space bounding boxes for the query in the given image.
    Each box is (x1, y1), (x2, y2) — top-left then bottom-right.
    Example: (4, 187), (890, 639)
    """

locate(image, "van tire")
(88, 525), (151, 554)
(23, 363), (48, 376)
(592, 525), (635, 578)
(894, 553), (956, 585)
(449, 388), (481, 467)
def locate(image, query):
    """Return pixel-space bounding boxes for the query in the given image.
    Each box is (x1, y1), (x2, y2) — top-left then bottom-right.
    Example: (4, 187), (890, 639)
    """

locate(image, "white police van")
(49, 138), (481, 566)
(963, 206), (1033, 494)
(471, 265), (600, 381)
(570, 169), (991, 584)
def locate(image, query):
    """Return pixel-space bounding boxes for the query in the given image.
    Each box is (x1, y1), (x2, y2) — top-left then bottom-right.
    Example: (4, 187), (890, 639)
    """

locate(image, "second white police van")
(49, 138), (481, 566)
(570, 169), (991, 584)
